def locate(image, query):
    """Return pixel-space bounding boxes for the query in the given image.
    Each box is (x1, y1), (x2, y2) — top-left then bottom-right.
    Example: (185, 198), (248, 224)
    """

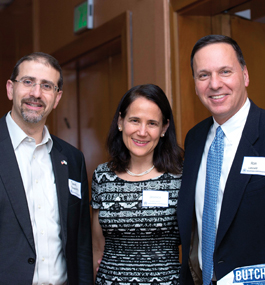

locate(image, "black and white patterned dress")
(91, 162), (181, 285)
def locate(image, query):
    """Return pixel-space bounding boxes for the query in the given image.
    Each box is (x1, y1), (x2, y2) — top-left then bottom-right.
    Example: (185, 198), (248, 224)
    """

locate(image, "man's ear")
(243, 66), (249, 87)
(53, 91), (63, 109)
(6, 80), (14, 101)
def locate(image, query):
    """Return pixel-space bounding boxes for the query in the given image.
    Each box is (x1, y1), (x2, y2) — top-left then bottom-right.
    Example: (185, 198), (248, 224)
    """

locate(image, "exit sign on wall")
(74, 0), (94, 33)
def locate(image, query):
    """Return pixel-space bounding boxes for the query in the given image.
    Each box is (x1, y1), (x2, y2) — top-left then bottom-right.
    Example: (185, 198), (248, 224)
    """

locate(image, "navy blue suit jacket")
(178, 101), (265, 284)
(0, 115), (93, 284)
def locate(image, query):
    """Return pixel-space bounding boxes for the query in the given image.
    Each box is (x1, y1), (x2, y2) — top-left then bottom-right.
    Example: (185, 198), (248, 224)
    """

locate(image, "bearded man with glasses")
(0, 52), (93, 284)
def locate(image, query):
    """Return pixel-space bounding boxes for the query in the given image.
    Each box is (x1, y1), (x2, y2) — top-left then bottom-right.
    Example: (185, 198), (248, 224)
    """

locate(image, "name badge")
(218, 263), (265, 284)
(241, 157), (265, 176)
(142, 190), (168, 207)
(68, 179), (81, 199)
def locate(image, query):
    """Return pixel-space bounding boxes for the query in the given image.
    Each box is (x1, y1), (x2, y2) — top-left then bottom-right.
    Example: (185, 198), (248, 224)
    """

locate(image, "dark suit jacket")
(178, 101), (265, 284)
(0, 115), (93, 284)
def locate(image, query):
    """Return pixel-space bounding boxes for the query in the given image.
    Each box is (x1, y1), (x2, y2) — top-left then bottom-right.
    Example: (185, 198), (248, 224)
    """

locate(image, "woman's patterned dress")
(91, 163), (181, 285)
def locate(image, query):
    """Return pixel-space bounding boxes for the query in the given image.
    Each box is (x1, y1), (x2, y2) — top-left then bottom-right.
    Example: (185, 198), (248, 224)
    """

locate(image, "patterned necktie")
(202, 126), (224, 285)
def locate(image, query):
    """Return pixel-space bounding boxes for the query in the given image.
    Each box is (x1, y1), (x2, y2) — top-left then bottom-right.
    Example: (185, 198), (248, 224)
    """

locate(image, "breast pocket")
(244, 175), (265, 197)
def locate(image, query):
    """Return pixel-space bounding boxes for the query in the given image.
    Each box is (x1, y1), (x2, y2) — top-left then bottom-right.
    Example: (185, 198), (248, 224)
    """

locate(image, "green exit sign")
(74, 0), (94, 33)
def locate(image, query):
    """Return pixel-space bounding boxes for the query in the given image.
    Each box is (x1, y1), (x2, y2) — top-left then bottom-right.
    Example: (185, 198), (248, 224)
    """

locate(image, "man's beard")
(20, 98), (46, 124)
(21, 108), (44, 123)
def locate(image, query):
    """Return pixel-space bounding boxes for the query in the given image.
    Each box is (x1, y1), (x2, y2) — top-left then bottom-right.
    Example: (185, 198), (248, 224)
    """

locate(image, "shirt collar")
(212, 98), (250, 142)
(6, 111), (53, 153)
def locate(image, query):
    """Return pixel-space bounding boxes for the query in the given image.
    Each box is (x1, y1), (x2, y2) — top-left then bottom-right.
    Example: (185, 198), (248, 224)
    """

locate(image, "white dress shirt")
(6, 112), (67, 285)
(195, 98), (250, 269)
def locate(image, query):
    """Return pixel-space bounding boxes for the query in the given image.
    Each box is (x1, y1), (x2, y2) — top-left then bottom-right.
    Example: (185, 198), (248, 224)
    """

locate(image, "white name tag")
(240, 157), (265, 176)
(68, 179), (81, 199)
(142, 190), (168, 207)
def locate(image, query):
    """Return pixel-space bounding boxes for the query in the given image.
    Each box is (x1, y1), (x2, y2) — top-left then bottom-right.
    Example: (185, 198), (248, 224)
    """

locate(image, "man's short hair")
(190, 34), (246, 77)
(10, 52), (63, 90)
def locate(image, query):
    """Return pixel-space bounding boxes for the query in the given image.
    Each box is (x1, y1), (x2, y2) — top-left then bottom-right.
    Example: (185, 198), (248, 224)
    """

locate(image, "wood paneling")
(251, 0), (265, 21)
(171, 0), (265, 145)
(79, 53), (125, 181)
(169, 4), (182, 146)
(52, 12), (129, 67)
(211, 14), (231, 37)
(52, 13), (130, 186)
(35, 0), (169, 91)
(79, 59), (110, 179)
(0, 0), (33, 117)
(177, 15), (212, 145)
(174, 0), (250, 16)
(170, 9), (231, 146)
(51, 69), (78, 148)
(231, 16), (265, 108)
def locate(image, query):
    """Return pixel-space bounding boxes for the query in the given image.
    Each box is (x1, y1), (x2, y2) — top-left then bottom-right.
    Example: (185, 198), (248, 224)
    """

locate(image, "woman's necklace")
(125, 165), (155, 177)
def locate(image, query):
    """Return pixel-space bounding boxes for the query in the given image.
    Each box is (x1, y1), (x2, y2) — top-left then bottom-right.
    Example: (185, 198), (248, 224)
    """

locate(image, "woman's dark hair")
(107, 84), (183, 174)
(10, 52), (63, 90)
(190, 34), (246, 77)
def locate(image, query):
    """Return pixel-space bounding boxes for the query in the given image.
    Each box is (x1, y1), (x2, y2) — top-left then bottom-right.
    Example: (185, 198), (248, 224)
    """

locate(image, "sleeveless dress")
(91, 162), (181, 285)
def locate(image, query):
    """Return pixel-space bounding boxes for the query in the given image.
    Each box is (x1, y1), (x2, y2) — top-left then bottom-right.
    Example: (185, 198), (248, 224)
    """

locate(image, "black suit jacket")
(178, 101), (265, 284)
(0, 115), (93, 284)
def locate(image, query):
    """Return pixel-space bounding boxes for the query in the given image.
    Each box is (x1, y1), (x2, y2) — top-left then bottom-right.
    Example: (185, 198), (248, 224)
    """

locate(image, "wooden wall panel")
(231, 16), (265, 109)
(109, 54), (128, 118)
(0, 0), (171, 118)
(169, 5), (182, 145)
(79, 59), (110, 181)
(37, 0), (170, 92)
(171, 0), (199, 12)
(51, 69), (79, 148)
(174, 0), (249, 16)
(177, 15), (212, 145)
(172, 8), (265, 146)
(51, 13), (130, 190)
(0, 0), (33, 118)
(212, 14), (231, 37)
(79, 53), (124, 182)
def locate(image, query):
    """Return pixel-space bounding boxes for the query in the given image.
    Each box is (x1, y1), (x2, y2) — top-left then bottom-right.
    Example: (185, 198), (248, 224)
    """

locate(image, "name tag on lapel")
(142, 190), (168, 207)
(68, 179), (81, 199)
(241, 157), (265, 176)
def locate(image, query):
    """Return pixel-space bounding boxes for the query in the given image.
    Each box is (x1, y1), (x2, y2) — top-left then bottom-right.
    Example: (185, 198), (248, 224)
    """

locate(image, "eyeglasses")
(13, 79), (60, 93)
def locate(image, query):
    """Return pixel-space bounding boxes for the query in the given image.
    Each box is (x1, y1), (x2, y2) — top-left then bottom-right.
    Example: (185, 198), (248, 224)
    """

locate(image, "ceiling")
(178, 0), (265, 23)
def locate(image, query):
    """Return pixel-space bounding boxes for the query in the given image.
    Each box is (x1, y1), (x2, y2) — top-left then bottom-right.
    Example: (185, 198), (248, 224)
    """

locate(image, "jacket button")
(28, 258), (35, 264)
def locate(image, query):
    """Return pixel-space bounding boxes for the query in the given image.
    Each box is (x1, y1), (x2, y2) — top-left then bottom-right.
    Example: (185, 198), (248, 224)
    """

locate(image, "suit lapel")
(50, 143), (69, 253)
(216, 102), (260, 249)
(180, 117), (213, 235)
(0, 116), (35, 251)
(184, 117), (213, 198)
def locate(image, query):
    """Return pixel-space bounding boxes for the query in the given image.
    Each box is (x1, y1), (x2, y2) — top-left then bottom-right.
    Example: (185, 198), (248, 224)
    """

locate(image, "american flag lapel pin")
(61, 160), (67, 165)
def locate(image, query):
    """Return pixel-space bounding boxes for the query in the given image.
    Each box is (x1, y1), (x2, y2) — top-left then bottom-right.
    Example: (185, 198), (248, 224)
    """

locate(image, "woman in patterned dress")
(91, 84), (183, 285)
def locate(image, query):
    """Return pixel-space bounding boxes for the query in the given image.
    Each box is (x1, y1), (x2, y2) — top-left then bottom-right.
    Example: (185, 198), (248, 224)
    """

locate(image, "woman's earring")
(161, 133), (165, 137)
(118, 126), (122, 131)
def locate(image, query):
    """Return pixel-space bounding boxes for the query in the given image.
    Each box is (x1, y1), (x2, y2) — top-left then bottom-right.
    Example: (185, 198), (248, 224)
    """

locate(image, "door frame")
(49, 11), (133, 136)
(169, 0), (248, 145)
(53, 11), (133, 87)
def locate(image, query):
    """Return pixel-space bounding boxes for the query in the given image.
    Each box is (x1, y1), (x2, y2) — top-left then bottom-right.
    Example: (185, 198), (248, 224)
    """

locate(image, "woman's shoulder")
(163, 172), (182, 180)
(158, 172), (182, 185)
(93, 162), (117, 183)
(94, 162), (110, 173)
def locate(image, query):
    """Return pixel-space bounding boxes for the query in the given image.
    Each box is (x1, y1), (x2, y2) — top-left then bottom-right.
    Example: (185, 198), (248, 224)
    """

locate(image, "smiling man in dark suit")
(1, 52), (93, 284)
(178, 35), (265, 284)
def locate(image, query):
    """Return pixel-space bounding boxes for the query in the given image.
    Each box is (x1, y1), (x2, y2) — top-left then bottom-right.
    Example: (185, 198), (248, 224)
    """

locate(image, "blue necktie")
(202, 126), (224, 285)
